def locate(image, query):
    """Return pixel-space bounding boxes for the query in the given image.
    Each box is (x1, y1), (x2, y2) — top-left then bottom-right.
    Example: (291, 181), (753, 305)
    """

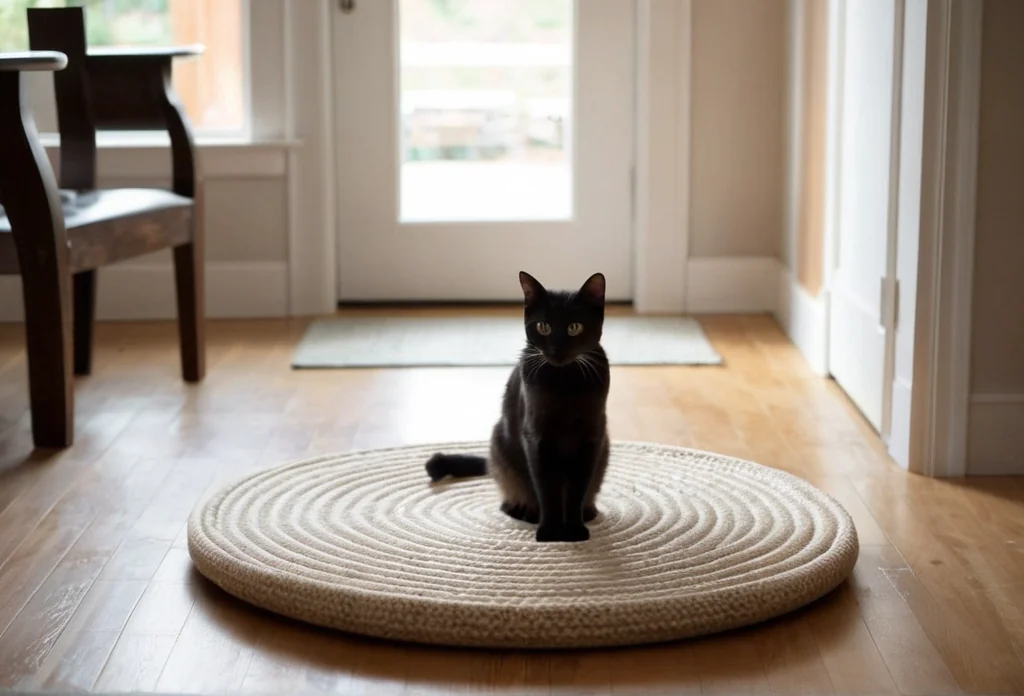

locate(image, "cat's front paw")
(561, 523), (590, 542)
(535, 524), (563, 542)
(535, 523), (590, 542)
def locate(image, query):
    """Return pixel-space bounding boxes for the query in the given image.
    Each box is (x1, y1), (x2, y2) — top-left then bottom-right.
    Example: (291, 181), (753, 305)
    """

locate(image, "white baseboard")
(684, 258), (830, 378)
(685, 257), (781, 314)
(0, 261), (288, 322)
(775, 268), (828, 375)
(966, 395), (1024, 475)
(887, 377), (914, 470)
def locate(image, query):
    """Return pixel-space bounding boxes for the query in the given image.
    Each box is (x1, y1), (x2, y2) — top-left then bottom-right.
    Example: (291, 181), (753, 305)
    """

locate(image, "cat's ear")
(519, 271), (546, 305)
(578, 272), (606, 306)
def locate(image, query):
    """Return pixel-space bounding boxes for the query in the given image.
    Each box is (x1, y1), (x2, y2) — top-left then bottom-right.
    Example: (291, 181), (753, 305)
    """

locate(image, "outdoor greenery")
(402, 0), (572, 97)
(409, 0), (571, 44)
(0, 0), (171, 51)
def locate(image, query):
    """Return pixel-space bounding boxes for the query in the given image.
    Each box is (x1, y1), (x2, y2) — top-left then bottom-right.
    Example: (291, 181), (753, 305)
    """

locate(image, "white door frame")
(821, 0), (983, 476)
(633, 0), (691, 314)
(905, 0), (983, 477)
(284, 0), (338, 316)
(302, 0), (692, 313)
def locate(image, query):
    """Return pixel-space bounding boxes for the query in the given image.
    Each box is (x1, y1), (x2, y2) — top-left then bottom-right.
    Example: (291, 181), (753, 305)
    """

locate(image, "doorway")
(331, 0), (636, 302)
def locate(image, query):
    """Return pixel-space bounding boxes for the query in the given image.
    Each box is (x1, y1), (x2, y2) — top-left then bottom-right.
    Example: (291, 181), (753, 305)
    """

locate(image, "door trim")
(821, 0), (846, 368)
(286, 0), (337, 316)
(907, 0), (983, 477)
(633, 0), (692, 314)
(318, 0), (692, 310)
(880, 0), (906, 443)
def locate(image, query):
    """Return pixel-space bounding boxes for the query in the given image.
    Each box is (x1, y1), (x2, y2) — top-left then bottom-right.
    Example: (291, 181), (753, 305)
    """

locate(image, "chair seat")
(0, 187), (194, 273)
(1, 187), (191, 230)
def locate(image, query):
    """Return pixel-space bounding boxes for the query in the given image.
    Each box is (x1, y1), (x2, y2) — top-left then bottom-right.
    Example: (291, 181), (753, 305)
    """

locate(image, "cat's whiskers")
(521, 347), (546, 380)
(574, 353), (601, 383)
(577, 356), (598, 382)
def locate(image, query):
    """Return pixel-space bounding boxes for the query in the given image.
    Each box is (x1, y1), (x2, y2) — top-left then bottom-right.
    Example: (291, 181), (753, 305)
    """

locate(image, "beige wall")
(967, 0), (1024, 473)
(690, 0), (788, 258)
(782, 0), (828, 294)
(970, 0), (1024, 395)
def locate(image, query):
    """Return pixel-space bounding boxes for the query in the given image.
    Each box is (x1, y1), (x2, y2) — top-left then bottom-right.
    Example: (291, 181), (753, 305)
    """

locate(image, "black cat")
(426, 271), (611, 543)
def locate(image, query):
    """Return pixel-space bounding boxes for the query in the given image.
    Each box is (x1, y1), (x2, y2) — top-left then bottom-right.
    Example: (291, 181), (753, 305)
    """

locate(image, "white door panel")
(829, 281), (887, 428)
(828, 0), (900, 432)
(332, 0), (635, 301)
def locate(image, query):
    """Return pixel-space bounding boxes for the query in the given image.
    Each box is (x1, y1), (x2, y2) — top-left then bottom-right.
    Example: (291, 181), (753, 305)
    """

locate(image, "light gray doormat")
(291, 315), (722, 368)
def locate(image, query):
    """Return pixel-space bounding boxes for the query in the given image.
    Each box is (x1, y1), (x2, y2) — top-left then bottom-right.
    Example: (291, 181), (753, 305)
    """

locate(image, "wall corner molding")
(776, 270), (828, 375)
(907, 0), (983, 478)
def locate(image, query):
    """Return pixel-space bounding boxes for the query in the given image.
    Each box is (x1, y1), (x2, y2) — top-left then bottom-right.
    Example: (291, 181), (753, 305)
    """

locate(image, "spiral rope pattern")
(188, 441), (858, 648)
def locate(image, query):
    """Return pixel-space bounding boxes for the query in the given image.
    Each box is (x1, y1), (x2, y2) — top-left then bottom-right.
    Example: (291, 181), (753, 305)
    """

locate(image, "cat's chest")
(522, 385), (605, 427)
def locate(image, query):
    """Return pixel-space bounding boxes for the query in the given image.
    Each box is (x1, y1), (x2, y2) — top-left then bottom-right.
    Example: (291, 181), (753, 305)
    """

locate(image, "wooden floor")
(0, 310), (1021, 695)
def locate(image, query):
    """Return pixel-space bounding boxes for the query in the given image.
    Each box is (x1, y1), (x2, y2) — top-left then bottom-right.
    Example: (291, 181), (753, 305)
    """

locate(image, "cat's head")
(518, 271), (606, 367)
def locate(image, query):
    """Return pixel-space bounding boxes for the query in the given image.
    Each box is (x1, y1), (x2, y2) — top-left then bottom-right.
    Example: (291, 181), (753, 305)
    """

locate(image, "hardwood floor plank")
(754, 617), (836, 695)
(853, 478), (1024, 693)
(545, 650), (613, 695)
(29, 629), (120, 692)
(0, 454), (171, 687)
(25, 581), (146, 691)
(93, 633), (179, 693)
(606, 644), (701, 694)
(122, 581), (197, 636)
(331, 637), (409, 696)
(240, 620), (355, 694)
(850, 545), (961, 695)
(804, 584), (899, 695)
(691, 632), (773, 695)
(154, 586), (263, 693)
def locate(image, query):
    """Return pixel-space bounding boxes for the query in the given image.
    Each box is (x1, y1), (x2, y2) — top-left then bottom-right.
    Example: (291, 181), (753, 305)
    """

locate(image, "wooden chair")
(0, 7), (205, 449)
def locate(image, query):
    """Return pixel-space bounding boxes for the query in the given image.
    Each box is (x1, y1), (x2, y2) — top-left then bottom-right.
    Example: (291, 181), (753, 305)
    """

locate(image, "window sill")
(38, 133), (303, 179)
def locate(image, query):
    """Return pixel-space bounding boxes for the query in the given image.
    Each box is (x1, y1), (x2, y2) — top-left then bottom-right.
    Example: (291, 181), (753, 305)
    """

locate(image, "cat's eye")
(568, 322), (584, 336)
(536, 322), (552, 336)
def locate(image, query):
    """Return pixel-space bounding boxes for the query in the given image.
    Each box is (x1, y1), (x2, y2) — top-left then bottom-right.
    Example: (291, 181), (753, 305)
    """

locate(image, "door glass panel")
(399, 0), (573, 222)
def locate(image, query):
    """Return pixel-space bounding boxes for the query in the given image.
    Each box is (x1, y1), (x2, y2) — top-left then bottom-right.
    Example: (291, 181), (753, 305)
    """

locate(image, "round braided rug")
(187, 441), (859, 649)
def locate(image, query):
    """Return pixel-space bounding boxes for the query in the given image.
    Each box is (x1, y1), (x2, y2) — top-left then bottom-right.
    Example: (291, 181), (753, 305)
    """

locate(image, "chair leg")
(73, 270), (96, 376)
(1, 70), (74, 448)
(173, 241), (205, 382)
(20, 264), (74, 449)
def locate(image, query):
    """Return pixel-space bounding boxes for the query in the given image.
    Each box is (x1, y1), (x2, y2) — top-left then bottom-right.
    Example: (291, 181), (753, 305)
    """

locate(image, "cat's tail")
(425, 453), (487, 481)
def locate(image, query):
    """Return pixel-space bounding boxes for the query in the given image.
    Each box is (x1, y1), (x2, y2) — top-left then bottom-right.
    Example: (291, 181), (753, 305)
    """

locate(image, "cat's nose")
(546, 350), (573, 367)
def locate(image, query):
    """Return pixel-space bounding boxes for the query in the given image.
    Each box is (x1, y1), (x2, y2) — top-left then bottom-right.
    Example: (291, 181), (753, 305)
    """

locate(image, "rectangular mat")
(292, 315), (722, 368)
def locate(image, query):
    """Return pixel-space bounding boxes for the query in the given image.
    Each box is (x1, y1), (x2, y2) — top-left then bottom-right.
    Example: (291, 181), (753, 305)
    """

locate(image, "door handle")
(339, 0), (355, 13)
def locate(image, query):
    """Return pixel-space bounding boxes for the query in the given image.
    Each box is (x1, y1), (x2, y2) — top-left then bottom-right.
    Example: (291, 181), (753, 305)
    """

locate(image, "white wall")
(690, 0), (787, 259)
(773, 0), (829, 374)
(684, 0), (792, 316)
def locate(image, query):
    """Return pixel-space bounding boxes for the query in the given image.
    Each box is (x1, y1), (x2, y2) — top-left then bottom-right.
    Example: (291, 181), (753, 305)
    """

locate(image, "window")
(398, 0), (573, 222)
(0, 0), (246, 135)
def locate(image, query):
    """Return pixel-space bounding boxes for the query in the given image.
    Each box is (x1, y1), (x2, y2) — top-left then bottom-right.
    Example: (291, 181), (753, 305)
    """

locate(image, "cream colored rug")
(291, 315), (722, 368)
(188, 441), (859, 649)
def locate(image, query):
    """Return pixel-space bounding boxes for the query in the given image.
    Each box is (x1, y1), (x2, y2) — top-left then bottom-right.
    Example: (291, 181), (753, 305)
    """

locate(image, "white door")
(828, 0), (902, 432)
(331, 0), (635, 302)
